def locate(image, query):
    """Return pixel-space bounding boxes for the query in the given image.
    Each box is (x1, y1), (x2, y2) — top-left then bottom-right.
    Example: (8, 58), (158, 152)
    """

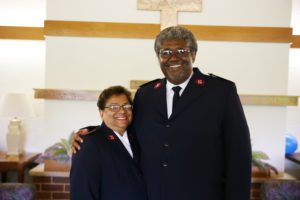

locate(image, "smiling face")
(100, 94), (133, 135)
(159, 39), (195, 85)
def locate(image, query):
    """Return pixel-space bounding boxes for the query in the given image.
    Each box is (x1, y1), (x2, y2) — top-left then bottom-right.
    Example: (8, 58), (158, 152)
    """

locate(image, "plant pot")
(44, 159), (71, 172)
(251, 166), (270, 178)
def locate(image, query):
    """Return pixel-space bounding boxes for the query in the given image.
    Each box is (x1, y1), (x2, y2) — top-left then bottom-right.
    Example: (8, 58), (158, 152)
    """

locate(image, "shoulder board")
(139, 79), (162, 88)
(208, 73), (232, 83)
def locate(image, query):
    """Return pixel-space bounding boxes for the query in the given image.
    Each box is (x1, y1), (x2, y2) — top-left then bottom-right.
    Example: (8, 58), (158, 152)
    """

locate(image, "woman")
(70, 86), (147, 200)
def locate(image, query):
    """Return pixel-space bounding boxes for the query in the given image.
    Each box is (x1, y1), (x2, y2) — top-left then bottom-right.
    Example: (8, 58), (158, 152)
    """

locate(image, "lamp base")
(6, 154), (20, 161)
(6, 118), (24, 156)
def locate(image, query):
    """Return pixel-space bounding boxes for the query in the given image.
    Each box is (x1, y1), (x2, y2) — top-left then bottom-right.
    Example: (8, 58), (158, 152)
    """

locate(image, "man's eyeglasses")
(104, 104), (133, 112)
(159, 48), (190, 59)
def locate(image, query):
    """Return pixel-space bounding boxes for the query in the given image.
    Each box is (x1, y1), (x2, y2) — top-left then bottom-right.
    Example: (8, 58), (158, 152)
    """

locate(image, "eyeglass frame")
(104, 104), (133, 112)
(159, 48), (191, 59)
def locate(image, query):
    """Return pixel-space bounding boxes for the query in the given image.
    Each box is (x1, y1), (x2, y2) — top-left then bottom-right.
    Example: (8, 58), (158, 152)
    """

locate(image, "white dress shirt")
(114, 130), (133, 158)
(166, 72), (193, 118)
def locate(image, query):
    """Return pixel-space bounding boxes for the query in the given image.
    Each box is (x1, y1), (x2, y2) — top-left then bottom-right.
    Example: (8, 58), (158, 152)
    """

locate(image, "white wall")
(0, 40), (45, 152)
(47, 0), (291, 27)
(0, 0), (46, 152)
(287, 48), (300, 146)
(0, 0), (45, 26)
(44, 0), (292, 172)
(0, 0), (297, 173)
(286, 0), (300, 150)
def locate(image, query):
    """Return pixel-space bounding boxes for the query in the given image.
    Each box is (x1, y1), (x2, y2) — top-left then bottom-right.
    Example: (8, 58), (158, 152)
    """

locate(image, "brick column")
(33, 176), (70, 200)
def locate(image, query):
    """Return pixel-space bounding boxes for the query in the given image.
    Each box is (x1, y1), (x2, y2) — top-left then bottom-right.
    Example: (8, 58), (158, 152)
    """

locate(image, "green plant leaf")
(54, 148), (67, 156)
(252, 151), (269, 160)
(60, 138), (70, 150)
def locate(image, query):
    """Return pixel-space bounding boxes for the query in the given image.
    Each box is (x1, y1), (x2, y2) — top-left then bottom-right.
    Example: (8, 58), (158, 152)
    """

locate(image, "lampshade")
(0, 93), (34, 118)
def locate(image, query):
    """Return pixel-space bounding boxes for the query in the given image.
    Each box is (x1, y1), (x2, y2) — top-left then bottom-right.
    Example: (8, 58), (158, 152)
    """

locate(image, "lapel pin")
(195, 79), (205, 86)
(154, 82), (162, 89)
(107, 134), (116, 141)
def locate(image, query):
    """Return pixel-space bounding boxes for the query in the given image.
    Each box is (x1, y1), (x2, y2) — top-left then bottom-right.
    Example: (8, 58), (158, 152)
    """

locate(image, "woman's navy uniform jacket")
(70, 123), (147, 200)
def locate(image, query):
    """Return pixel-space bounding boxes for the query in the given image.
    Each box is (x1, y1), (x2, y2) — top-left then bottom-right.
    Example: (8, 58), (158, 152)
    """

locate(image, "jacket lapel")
(127, 132), (140, 164)
(169, 68), (207, 120)
(101, 123), (136, 164)
(152, 79), (168, 120)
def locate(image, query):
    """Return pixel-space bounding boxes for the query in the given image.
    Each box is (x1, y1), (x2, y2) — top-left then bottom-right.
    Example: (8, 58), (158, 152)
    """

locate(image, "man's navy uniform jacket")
(70, 123), (147, 200)
(132, 68), (252, 200)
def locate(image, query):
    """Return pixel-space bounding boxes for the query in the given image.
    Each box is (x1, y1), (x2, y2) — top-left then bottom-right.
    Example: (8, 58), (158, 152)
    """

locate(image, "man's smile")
(169, 64), (181, 68)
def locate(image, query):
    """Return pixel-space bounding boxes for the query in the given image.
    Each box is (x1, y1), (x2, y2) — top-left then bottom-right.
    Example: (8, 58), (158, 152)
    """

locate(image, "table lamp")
(0, 93), (34, 156)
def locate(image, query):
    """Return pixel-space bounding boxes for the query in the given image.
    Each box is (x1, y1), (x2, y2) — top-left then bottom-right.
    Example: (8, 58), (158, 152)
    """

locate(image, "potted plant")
(35, 131), (75, 171)
(252, 150), (278, 177)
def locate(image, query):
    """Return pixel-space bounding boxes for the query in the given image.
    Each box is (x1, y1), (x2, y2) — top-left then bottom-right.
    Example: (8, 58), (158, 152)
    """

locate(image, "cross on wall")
(137, 0), (202, 30)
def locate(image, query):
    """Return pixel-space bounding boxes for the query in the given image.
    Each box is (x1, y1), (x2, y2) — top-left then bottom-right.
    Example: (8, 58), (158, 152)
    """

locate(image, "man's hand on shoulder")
(71, 128), (95, 154)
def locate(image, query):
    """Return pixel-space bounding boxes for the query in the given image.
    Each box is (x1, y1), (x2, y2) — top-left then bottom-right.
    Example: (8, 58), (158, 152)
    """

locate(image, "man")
(73, 26), (252, 200)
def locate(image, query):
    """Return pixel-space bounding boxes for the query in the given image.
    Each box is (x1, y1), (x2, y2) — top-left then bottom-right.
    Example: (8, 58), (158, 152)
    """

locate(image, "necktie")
(172, 86), (182, 113)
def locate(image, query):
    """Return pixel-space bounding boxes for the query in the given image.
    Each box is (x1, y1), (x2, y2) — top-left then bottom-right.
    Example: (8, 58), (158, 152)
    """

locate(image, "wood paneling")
(0, 26), (44, 40)
(0, 22), (295, 45)
(33, 88), (100, 101)
(34, 88), (298, 106)
(44, 21), (160, 39)
(291, 35), (300, 48)
(239, 95), (298, 106)
(130, 80), (298, 106)
(44, 20), (292, 43)
(184, 24), (292, 43)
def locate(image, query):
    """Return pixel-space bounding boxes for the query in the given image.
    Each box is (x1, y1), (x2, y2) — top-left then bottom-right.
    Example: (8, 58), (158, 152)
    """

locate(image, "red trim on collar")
(107, 134), (116, 141)
(195, 79), (205, 86)
(154, 82), (162, 89)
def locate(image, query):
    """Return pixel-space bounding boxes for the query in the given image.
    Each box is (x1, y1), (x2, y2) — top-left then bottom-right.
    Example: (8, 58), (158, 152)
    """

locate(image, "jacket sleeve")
(223, 83), (252, 200)
(70, 135), (102, 200)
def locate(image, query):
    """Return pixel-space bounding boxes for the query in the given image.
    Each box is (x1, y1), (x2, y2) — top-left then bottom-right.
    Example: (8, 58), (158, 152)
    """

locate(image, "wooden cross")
(137, 0), (202, 30)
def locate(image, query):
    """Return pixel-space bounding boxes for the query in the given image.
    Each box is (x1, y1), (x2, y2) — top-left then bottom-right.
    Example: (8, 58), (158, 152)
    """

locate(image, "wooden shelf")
(29, 163), (69, 178)
(2, 22), (298, 47)
(0, 26), (44, 40)
(34, 88), (298, 106)
(44, 20), (292, 43)
(34, 88), (100, 101)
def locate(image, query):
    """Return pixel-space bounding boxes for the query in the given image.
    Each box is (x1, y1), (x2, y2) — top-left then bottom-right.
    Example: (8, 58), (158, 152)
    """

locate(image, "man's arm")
(71, 126), (97, 154)
(223, 83), (252, 200)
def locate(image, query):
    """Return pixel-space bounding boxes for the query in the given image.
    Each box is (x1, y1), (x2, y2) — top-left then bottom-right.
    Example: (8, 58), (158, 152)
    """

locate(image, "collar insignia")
(154, 82), (162, 89)
(195, 79), (205, 86)
(107, 134), (116, 141)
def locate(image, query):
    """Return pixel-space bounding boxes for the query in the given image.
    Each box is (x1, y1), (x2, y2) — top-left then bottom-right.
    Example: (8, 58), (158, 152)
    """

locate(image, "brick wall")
(31, 175), (262, 200)
(32, 176), (70, 200)
(251, 182), (262, 200)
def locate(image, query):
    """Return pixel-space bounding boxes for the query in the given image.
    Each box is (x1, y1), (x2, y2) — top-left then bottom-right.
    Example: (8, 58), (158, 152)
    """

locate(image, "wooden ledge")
(0, 26), (44, 40)
(1, 23), (299, 47)
(251, 172), (297, 183)
(44, 20), (292, 43)
(239, 95), (298, 106)
(34, 88), (100, 101)
(130, 80), (298, 106)
(34, 88), (298, 106)
(291, 35), (300, 48)
(29, 163), (69, 177)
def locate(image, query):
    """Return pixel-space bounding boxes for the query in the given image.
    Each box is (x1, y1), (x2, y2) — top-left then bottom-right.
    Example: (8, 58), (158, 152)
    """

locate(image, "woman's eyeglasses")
(104, 104), (133, 112)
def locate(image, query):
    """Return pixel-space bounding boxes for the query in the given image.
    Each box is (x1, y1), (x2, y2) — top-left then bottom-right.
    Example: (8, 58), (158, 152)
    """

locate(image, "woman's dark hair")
(97, 85), (132, 110)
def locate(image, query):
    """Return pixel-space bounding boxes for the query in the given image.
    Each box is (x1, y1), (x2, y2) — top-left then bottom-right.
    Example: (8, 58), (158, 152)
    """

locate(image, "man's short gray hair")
(154, 26), (198, 57)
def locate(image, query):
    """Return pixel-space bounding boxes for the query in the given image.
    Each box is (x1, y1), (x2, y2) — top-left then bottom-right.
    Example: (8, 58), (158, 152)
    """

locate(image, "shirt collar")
(166, 71), (193, 94)
(114, 130), (129, 143)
